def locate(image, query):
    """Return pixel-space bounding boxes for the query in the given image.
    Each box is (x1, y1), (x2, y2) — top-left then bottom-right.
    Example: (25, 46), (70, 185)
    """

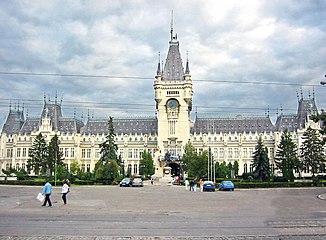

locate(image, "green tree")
(252, 137), (270, 181)
(215, 161), (229, 178)
(300, 127), (325, 177)
(47, 134), (64, 177)
(27, 133), (48, 175)
(99, 116), (118, 163)
(310, 110), (326, 145)
(275, 129), (300, 182)
(70, 159), (81, 175)
(181, 142), (197, 174)
(95, 117), (119, 181)
(56, 164), (70, 181)
(233, 161), (239, 176)
(139, 150), (155, 177)
(188, 150), (208, 178)
(105, 160), (119, 181)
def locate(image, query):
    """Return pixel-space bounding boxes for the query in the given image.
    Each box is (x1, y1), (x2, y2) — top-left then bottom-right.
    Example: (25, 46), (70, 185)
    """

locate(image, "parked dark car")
(119, 178), (132, 187)
(203, 181), (215, 191)
(132, 178), (143, 187)
(219, 180), (235, 191)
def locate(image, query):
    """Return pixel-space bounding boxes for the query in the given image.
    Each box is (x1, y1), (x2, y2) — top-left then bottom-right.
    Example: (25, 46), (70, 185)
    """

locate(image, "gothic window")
(250, 164), (254, 172)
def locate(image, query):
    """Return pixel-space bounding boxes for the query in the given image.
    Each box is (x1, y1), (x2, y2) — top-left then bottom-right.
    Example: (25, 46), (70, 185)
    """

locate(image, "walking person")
(193, 178), (197, 192)
(189, 180), (194, 191)
(61, 179), (70, 205)
(199, 178), (204, 192)
(42, 178), (52, 207)
(184, 178), (189, 191)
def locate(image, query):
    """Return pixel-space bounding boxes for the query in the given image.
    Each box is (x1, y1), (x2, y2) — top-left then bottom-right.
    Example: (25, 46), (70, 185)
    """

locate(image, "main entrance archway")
(168, 162), (180, 177)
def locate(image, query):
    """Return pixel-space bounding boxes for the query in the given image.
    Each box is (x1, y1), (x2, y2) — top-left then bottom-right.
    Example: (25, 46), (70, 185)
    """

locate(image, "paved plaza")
(0, 183), (325, 239)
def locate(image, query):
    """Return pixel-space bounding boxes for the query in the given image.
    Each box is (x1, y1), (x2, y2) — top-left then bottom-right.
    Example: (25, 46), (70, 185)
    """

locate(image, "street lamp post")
(321, 75), (326, 85)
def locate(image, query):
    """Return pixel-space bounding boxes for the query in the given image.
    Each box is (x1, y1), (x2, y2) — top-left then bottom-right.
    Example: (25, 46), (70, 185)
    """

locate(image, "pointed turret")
(162, 29), (185, 81)
(185, 59), (190, 75)
(156, 52), (162, 76)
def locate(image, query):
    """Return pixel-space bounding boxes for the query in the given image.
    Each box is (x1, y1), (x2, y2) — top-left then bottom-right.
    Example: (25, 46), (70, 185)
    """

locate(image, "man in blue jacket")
(42, 178), (52, 207)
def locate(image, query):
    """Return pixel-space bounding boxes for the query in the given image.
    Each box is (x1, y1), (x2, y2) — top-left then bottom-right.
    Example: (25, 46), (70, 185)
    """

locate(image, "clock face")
(168, 99), (178, 109)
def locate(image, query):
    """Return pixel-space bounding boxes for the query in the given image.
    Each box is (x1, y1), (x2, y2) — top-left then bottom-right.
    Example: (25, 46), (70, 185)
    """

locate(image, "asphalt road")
(0, 183), (325, 239)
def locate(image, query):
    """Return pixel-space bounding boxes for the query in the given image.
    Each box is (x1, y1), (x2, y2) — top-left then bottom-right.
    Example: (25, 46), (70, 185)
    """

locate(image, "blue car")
(219, 181), (235, 191)
(119, 178), (132, 187)
(203, 181), (215, 191)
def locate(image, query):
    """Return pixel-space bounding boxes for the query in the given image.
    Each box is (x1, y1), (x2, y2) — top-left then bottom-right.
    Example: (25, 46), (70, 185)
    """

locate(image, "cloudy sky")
(0, 0), (325, 127)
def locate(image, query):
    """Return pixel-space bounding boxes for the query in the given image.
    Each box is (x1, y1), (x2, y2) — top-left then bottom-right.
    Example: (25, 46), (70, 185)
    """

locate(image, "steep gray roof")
(58, 118), (84, 134)
(20, 118), (40, 134)
(81, 117), (158, 135)
(1, 109), (24, 134)
(162, 36), (185, 81)
(275, 114), (298, 132)
(192, 116), (276, 134)
(42, 102), (62, 131)
(297, 98), (318, 129)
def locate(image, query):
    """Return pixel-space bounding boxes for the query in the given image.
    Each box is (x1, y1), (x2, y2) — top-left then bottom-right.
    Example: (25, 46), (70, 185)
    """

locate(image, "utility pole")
(207, 147), (210, 181)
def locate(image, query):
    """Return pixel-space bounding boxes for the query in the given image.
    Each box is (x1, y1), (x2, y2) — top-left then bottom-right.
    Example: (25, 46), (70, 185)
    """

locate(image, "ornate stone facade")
(0, 28), (323, 178)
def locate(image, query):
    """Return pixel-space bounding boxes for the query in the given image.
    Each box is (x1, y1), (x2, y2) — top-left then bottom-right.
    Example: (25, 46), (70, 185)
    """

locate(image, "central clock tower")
(153, 26), (193, 177)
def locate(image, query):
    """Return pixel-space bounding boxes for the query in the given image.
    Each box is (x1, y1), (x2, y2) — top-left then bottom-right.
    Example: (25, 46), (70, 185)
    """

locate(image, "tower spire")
(170, 10), (174, 40)
(185, 51), (190, 74)
(156, 52), (161, 75)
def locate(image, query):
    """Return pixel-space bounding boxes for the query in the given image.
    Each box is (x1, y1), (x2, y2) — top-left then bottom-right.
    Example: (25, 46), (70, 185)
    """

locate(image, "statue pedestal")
(159, 166), (173, 184)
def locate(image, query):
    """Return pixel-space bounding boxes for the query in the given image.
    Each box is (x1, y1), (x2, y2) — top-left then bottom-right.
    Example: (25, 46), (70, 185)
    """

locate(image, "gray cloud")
(0, 0), (325, 127)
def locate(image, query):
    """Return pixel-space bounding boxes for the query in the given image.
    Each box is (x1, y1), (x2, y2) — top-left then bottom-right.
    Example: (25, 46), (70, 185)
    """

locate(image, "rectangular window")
(234, 148), (239, 158)
(87, 149), (91, 159)
(243, 148), (248, 158)
(119, 149), (124, 159)
(228, 148), (233, 158)
(17, 148), (21, 158)
(22, 148), (27, 157)
(82, 149), (86, 159)
(219, 148), (224, 158)
(139, 149), (144, 159)
(87, 164), (90, 172)
(71, 148), (75, 158)
(134, 149), (138, 159)
(95, 149), (100, 159)
(134, 164), (138, 174)
(214, 148), (218, 159)
(6, 149), (12, 158)
(65, 148), (69, 158)
(128, 149), (132, 158)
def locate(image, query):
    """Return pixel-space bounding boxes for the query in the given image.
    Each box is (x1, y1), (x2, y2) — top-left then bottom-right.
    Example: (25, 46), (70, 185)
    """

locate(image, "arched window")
(244, 163), (248, 173)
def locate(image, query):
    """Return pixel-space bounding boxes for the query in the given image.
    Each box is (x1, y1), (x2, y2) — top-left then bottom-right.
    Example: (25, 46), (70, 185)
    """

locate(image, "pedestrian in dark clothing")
(190, 180), (194, 191)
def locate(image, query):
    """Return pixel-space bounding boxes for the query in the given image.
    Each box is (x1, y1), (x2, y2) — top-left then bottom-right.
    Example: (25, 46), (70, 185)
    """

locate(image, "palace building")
(0, 26), (322, 179)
